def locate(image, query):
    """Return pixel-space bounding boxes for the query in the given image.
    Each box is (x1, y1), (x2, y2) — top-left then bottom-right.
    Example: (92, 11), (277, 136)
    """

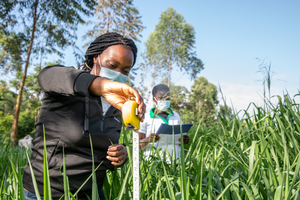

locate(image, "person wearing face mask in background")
(22, 32), (145, 200)
(138, 84), (189, 163)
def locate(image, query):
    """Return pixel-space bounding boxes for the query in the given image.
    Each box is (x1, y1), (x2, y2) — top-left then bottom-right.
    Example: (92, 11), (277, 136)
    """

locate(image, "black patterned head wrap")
(83, 32), (137, 71)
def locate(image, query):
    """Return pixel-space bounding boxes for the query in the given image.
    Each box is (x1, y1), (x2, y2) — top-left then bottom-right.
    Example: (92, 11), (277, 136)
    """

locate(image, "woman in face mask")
(138, 84), (189, 164)
(23, 32), (145, 200)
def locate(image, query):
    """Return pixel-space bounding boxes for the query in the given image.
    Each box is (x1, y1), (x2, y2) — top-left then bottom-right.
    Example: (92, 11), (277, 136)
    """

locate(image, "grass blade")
(43, 125), (52, 200)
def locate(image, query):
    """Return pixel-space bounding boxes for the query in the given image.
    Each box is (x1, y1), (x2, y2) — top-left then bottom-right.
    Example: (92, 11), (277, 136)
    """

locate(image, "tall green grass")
(1, 93), (300, 199)
(0, 142), (27, 199)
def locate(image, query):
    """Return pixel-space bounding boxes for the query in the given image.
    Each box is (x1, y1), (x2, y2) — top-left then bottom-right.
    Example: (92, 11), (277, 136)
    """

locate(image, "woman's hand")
(179, 135), (190, 144)
(89, 77), (146, 121)
(107, 144), (128, 167)
(148, 133), (160, 142)
(139, 133), (160, 148)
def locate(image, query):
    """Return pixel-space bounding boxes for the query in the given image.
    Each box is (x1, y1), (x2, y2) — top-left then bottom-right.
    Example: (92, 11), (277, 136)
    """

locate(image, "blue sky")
(63, 0), (300, 113)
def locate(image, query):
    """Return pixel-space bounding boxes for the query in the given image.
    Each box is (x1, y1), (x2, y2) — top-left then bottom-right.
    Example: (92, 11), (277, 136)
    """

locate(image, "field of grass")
(1, 93), (300, 199)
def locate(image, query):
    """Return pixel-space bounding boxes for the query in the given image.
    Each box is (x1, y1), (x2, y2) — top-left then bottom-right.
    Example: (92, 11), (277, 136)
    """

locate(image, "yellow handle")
(122, 100), (140, 130)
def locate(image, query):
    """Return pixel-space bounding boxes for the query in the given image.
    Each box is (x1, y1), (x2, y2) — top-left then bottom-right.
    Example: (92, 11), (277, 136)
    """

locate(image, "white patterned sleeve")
(139, 121), (147, 134)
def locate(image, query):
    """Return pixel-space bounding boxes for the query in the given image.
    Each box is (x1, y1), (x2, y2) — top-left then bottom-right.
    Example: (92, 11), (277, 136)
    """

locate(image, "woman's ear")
(93, 55), (98, 65)
(153, 97), (157, 104)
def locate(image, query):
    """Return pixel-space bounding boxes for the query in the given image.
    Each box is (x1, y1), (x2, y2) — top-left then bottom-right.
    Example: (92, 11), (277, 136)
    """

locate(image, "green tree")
(160, 77), (174, 88)
(83, 0), (145, 44)
(218, 104), (233, 120)
(159, 78), (189, 115)
(0, 80), (16, 115)
(0, 0), (25, 74)
(142, 7), (204, 87)
(170, 85), (189, 114)
(0, 79), (36, 144)
(2, 0), (96, 145)
(136, 34), (164, 101)
(0, 32), (27, 75)
(140, 33), (166, 88)
(189, 76), (219, 126)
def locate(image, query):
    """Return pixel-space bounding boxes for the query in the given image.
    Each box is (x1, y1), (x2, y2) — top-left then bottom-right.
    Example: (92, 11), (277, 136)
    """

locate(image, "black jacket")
(23, 65), (123, 198)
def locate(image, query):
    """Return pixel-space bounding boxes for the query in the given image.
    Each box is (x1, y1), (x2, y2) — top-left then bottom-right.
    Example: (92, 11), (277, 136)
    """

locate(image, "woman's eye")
(108, 62), (116, 68)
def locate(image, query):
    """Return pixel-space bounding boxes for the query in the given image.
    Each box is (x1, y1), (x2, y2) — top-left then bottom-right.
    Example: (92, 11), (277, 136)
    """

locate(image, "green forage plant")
(2, 91), (300, 199)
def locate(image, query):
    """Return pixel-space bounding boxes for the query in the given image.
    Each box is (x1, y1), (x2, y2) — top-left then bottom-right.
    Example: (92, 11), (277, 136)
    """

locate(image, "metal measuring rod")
(122, 97), (140, 200)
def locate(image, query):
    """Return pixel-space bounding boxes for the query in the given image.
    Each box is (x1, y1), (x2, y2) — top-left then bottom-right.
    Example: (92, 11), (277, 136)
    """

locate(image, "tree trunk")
(168, 56), (172, 87)
(152, 65), (156, 88)
(167, 28), (173, 88)
(10, 0), (38, 146)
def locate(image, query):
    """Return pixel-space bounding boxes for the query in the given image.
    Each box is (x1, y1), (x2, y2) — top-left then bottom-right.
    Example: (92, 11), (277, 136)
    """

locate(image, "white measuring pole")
(132, 130), (139, 200)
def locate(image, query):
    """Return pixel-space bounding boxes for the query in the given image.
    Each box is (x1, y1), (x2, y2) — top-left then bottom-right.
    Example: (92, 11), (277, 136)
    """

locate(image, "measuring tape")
(132, 130), (139, 199)
(122, 99), (140, 199)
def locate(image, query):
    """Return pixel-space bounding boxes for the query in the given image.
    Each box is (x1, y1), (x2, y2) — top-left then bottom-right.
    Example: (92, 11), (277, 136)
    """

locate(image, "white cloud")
(218, 81), (300, 117)
(218, 82), (264, 114)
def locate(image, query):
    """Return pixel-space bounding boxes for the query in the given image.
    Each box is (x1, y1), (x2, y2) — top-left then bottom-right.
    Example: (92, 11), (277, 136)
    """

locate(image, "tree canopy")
(141, 7), (204, 87)
(1, 0), (96, 145)
(189, 76), (219, 126)
(83, 0), (145, 45)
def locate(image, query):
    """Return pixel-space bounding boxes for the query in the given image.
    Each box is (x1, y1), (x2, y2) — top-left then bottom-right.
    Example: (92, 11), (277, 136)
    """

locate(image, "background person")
(138, 84), (189, 163)
(22, 32), (145, 200)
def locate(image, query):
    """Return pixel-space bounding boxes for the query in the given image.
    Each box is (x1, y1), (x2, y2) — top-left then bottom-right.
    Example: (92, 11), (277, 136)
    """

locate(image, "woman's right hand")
(89, 77), (146, 121)
(139, 133), (160, 148)
(148, 133), (160, 142)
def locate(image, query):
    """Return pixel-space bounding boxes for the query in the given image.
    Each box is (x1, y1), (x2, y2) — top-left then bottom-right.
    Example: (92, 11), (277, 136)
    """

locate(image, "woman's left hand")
(89, 77), (146, 122)
(183, 135), (190, 144)
(179, 135), (190, 144)
(107, 144), (128, 166)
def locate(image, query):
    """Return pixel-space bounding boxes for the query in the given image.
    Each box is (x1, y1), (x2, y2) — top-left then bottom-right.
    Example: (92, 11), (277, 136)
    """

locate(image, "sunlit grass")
(1, 93), (300, 199)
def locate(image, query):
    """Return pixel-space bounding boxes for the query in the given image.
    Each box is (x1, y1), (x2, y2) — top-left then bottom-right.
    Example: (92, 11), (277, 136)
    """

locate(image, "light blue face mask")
(156, 100), (170, 111)
(97, 55), (128, 83)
